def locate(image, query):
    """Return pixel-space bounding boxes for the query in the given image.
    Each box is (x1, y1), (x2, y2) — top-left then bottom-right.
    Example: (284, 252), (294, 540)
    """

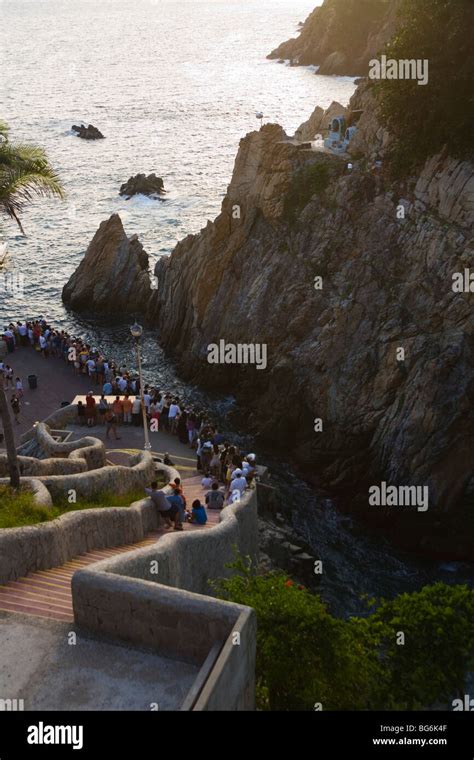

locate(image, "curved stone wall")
(35, 422), (106, 470)
(38, 450), (156, 503)
(0, 462), (179, 584)
(0, 454), (87, 478)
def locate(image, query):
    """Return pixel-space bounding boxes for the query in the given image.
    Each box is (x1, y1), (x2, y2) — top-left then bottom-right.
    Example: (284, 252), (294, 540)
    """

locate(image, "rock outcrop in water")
(72, 123), (105, 140)
(146, 81), (474, 557)
(119, 173), (166, 199)
(62, 214), (151, 314)
(268, 0), (401, 76)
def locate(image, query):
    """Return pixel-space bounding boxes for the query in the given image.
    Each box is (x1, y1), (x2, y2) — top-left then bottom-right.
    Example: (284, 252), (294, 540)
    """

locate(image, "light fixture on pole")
(130, 321), (152, 451)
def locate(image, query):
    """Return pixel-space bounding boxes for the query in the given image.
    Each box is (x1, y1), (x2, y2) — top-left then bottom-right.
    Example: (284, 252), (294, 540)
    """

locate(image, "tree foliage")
(375, 0), (474, 172)
(214, 555), (474, 711)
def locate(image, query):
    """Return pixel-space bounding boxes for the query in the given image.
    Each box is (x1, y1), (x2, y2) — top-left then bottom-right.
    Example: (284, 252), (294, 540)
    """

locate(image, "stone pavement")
(0, 342), (199, 478)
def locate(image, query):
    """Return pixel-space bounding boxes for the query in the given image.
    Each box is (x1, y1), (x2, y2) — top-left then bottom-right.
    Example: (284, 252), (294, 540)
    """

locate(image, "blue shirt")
(103, 382), (112, 394)
(192, 505), (207, 525)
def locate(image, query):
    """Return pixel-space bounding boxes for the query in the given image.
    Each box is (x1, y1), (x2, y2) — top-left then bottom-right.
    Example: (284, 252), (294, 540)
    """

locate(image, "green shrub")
(367, 583), (474, 709)
(0, 485), (51, 528)
(212, 555), (382, 710)
(213, 554), (474, 711)
(0, 486), (145, 528)
(283, 162), (331, 223)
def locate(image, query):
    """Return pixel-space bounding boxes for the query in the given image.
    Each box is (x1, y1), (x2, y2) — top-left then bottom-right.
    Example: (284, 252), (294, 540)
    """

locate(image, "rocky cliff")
(268, 0), (401, 76)
(146, 82), (474, 556)
(62, 213), (151, 314)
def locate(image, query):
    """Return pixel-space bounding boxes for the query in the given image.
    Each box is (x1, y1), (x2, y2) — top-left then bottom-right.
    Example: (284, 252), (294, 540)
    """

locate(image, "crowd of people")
(1, 318), (259, 528)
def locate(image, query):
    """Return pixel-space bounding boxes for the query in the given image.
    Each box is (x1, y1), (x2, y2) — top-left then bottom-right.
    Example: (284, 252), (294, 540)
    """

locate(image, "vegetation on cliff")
(283, 161), (332, 223)
(215, 556), (474, 711)
(375, 0), (474, 172)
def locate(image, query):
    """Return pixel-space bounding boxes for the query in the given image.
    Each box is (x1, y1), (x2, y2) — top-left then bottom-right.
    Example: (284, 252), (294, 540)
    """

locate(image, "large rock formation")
(268, 0), (401, 76)
(147, 85), (474, 557)
(72, 124), (105, 140)
(62, 214), (151, 314)
(119, 173), (166, 199)
(295, 100), (348, 142)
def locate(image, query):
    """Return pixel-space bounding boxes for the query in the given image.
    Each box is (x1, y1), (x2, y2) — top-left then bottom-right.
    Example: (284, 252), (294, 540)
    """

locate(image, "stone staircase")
(0, 475), (222, 622)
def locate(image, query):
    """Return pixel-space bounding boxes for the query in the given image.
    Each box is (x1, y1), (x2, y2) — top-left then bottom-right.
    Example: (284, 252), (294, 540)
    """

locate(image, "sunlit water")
(1, 0), (471, 615)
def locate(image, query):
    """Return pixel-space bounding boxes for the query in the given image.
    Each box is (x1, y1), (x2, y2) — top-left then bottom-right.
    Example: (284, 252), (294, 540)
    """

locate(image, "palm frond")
(0, 128), (65, 233)
(0, 121), (9, 141)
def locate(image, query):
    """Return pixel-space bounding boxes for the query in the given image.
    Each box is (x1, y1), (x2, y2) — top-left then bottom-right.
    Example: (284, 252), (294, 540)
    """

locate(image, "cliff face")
(62, 214), (151, 314)
(147, 84), (474, 554)
(268, 0), (401, 76)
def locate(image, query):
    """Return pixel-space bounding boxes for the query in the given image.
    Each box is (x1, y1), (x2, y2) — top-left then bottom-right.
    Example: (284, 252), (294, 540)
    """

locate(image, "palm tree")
(0, 120), (64, 234)
(0, 120), (64, 488)
(0, 374), (20, 489)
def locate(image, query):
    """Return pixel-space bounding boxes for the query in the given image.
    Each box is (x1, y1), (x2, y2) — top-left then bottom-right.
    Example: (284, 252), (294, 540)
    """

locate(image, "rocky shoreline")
(267, 0), (401, 76)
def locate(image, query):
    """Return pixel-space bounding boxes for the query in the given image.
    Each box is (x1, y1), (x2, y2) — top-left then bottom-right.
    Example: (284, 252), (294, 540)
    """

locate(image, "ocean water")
(1, 0), (471, 615)
(0, 0), (355, 326)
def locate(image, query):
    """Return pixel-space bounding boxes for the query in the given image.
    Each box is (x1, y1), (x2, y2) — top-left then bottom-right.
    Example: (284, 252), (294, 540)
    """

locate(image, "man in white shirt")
(168, 400), (181, 434)
(132, 396), (142, 425)
(18, 322), (28, 346)
(230, 469), (247, 499)
(117, 375), (128, 393)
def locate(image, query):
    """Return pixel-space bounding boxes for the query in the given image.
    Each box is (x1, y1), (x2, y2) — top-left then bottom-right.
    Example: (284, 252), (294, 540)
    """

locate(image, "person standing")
(105, 408), (121, 440)
(4, 365), (13, 390)
(132, 395), (142, 426)
(112, 395), (123, 425)
(85, 392), (96, 427)
(11, 394), (20, 423)
(168, 398), (181, 434)
(122, 395), (133, 424)
(15, 377), (23, 398)
(98, 395), (109, 424)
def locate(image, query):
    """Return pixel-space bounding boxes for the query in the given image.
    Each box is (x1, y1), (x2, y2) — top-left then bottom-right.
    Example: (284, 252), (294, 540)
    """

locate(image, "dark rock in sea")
(119, 173), (166, 200)
(72, 123), (105, 140)
(62, 213), (151, 314)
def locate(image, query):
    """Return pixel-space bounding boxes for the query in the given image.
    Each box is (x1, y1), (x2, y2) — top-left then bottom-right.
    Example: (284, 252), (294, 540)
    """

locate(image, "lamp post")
(130, 321), (151, 451)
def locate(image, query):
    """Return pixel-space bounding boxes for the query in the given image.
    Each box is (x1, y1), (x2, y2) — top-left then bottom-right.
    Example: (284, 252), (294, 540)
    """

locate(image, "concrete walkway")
(0, 612), (199, 710)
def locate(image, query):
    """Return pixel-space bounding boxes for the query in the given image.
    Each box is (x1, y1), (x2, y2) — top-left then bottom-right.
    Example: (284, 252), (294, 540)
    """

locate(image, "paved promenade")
(0, 343), (198, 477)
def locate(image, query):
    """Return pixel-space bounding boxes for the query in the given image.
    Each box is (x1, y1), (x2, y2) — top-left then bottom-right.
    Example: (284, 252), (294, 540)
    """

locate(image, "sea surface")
(1, 0), (472, 616)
